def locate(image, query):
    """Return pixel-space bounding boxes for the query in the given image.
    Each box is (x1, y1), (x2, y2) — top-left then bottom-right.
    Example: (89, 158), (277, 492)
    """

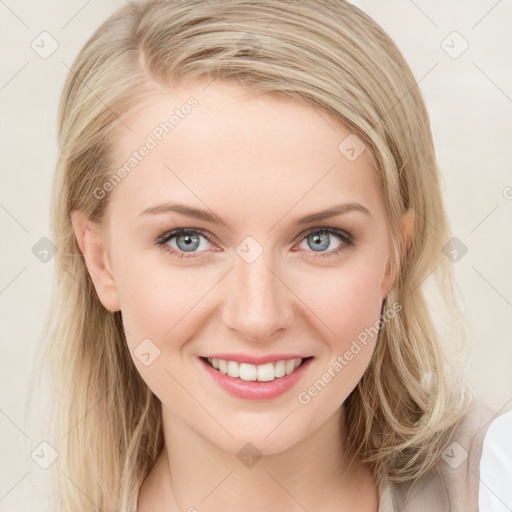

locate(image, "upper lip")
(201, 354), (312, 365)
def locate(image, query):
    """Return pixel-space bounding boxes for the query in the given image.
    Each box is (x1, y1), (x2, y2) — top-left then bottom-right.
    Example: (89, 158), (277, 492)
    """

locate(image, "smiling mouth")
(200, 356), (313, 382)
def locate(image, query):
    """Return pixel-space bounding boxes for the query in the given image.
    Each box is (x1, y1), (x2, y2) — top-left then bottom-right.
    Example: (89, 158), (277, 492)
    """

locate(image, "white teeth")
(218, 359), (228, 374)
(257, 363), (275, 382)
(285, 360), (296, 375)
(239, 363), (257, 381)
(206, 357), (305, 382)
(227, 361), (240, 378)
(274, 360), (286, 378)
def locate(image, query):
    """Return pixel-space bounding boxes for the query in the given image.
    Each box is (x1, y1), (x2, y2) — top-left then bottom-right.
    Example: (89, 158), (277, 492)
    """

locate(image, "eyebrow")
(139, 201), (372, 227)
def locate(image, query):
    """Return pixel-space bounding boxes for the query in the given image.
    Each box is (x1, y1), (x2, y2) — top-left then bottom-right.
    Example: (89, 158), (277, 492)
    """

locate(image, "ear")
(70, 210), (121, 312)
(380, 208), (415, 299)
(400, 208), (415, 259)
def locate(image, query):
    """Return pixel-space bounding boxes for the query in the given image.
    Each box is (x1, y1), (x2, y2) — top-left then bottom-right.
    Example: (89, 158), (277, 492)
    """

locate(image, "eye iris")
(176, 233), (200, 252)
(308, 232), (330, 251)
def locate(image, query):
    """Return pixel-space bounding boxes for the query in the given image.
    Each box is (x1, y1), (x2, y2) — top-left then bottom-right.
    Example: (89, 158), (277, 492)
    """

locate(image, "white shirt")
(479, 410), (512, 512)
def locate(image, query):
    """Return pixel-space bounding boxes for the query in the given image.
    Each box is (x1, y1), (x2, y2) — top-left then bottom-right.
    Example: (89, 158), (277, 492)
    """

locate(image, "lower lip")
(199, 357), (314, 400)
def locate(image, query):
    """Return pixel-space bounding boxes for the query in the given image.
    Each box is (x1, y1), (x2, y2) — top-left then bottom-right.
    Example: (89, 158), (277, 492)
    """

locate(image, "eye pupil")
(177, 233), (200, 252)
(308, 232), (330, 251)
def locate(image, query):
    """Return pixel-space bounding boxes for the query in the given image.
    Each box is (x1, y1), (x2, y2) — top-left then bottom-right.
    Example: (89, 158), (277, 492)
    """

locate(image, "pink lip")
(202, 353), (310, 365)
(199, 356), (314, 400)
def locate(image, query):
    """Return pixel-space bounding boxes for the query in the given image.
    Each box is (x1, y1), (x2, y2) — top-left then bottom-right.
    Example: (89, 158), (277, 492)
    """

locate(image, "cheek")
(293, 262), (386, 412)
(295, 258), (385, 341)
(294, 260), (384, 389)
(115, 259), (211, 404)
(116, 256), (222, 394)
(114, 242), (209, 333)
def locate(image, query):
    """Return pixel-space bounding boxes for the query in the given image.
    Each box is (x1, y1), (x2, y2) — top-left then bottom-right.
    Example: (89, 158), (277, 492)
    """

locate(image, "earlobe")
(70, 210), (121, 312)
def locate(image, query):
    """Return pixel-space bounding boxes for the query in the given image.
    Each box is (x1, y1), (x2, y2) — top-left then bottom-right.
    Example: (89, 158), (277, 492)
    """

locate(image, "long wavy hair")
(27, 0), (475, 510)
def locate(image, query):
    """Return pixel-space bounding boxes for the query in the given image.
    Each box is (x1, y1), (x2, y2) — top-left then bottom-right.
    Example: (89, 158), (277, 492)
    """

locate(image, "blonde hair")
(29, 0), (475, 509)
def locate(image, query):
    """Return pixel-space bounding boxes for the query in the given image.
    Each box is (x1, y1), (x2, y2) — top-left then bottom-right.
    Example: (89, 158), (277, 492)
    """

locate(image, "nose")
(221, 249), (295, 343)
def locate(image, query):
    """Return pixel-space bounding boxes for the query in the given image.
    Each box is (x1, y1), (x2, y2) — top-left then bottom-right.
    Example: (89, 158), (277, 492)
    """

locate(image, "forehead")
(105, 79), (384, 225)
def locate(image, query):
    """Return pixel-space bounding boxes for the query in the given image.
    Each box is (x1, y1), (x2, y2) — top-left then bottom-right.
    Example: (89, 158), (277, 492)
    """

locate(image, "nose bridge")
(222, 241), (294, 341)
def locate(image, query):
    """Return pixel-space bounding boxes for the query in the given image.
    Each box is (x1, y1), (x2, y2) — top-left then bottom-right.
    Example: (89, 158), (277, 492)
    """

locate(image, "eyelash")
(155, 227), (354, 260)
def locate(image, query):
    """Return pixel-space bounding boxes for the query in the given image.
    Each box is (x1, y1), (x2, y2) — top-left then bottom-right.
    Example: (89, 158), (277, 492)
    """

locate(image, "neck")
(153, 405), (377, 512)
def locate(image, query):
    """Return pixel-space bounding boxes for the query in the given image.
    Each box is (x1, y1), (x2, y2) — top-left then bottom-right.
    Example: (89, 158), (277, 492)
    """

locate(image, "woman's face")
(77, 79), (403, 455)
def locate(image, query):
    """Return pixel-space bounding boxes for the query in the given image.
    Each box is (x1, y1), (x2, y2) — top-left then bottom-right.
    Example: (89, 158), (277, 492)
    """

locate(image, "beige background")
(1, 0), (511, 509)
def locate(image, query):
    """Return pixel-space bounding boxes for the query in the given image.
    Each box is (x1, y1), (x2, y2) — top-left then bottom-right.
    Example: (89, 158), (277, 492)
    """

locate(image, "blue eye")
(156, 228), (213, 259)
(155, 227), (354, 260)
(296, 228), (353, 257)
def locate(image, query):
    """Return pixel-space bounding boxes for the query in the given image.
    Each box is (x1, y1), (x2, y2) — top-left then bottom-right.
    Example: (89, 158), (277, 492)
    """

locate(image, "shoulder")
(386, 400), (512, 512)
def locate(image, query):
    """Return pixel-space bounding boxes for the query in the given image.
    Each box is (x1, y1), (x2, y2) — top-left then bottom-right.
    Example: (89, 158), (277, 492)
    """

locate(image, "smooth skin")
(72, 78), (414, 511)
